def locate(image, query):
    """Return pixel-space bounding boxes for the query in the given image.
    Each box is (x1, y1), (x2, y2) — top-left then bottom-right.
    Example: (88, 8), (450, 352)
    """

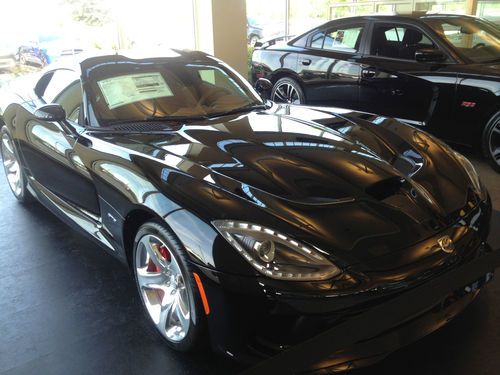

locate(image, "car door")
(358, 21), (454, 127)
(297, 21), (366, 109)
(17, 68), (101, 216)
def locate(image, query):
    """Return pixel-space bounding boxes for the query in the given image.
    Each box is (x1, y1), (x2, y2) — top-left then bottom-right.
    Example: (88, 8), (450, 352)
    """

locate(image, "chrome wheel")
(489, 118), (500, 167)
(1, 133), (22, 197)
(272, 82), (302, 104)
(135, 234), (191, 342)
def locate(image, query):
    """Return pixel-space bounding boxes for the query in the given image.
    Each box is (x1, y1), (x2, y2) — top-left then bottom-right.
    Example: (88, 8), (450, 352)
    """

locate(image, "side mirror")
(254, 78), (273, 98)
(34, 104), (66, 122)
(415, 49), (447, 63)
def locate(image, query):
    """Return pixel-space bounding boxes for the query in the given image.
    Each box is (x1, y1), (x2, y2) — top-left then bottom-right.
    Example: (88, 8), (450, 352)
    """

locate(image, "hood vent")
(107, 122), (179, 132)
(365, 176), (405, 201)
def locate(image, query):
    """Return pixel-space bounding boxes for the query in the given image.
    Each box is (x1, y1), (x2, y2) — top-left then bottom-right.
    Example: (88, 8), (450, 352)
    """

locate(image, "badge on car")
(437, 235), (455, 253)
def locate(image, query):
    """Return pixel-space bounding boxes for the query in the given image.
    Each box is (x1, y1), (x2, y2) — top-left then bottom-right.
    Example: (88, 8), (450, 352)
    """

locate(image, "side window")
(41, 69), (80, 104)
(310, 31), (325, 49)
(292, 34), (308, 48)
(323, 26), (363, 52)
(371, 24), (436, 60)
(309, 26), (364, 53)
(385, 28), (405, 42)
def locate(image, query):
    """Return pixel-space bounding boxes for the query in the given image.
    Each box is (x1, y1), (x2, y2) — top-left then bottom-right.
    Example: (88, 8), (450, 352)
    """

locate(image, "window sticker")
(97, 72), (173, 110)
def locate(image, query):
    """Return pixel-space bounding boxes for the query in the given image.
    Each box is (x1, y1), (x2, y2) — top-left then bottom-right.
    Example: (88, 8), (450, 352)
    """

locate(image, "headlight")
(212, 220), (341, 281)
(454, 152), (483, 196)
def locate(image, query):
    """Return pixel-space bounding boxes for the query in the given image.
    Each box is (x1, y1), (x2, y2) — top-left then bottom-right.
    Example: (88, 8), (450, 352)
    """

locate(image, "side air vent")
(365, 176), (405, 200)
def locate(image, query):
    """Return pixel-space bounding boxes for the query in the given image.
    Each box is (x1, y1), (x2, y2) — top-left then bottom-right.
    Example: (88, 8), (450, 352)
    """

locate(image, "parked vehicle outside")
(16, 44), (49, 67)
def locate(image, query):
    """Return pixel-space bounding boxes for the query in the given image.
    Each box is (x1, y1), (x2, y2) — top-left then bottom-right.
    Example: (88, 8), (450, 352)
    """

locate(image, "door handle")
(391, 89), (404, 96)
(361, 69), (376, 78)
(300, 59), (311, 66)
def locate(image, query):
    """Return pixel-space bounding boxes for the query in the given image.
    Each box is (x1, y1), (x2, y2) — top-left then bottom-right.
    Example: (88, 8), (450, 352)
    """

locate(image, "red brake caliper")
(146, 245), (171, 272)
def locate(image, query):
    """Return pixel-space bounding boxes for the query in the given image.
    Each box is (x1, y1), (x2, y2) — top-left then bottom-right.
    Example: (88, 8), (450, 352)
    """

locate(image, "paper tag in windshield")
(97, 72), (173, 110)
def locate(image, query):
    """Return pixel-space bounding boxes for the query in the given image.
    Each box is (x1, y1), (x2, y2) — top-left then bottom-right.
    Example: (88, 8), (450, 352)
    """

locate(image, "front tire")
(482, 110), (500, 173)
(271, 77), (305, 105)
(1, 126), (34, 203)
(133, 221), (206, 351)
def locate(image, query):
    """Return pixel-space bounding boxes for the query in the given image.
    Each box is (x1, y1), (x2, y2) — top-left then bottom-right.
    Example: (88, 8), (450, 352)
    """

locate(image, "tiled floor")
(0, 151), (498, 375)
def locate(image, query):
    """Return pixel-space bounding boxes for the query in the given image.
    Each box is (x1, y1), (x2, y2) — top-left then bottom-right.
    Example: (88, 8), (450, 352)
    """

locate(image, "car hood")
(87, 108), (480, 267)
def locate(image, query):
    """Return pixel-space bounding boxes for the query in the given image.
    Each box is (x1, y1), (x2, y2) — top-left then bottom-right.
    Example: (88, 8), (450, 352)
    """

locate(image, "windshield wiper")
(206, 103), (268, 119)
(142, 103), (267, 122)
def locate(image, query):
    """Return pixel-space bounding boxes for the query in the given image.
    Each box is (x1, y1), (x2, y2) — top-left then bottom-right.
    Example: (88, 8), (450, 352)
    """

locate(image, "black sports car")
(251, 14), (500, 172)
(0, 51), (493, 372)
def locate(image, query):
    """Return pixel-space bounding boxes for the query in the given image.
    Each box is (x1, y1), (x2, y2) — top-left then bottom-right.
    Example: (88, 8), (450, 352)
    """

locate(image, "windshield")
(423, 17), (500, 63)
(87, 60), (263, 126)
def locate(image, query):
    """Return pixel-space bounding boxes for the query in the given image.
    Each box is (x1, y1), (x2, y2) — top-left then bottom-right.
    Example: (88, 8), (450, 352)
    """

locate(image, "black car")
(251, 14), (500, 171)
(0, 51), (493, 372)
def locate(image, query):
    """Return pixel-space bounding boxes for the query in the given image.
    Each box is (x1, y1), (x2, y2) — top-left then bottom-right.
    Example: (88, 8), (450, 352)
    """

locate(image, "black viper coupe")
(251, 14), (500, 171)
(0, 51), (494, 372)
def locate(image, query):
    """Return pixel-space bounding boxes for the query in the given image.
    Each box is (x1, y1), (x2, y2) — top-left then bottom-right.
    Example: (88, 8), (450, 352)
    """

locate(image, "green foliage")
(247, 45), (256, 82)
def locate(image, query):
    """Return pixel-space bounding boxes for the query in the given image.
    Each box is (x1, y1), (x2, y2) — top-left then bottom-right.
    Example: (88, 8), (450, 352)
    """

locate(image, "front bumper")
(194, 198), (493, 371)
(197, 246), (494, 370)
(306, 270), (494, 373)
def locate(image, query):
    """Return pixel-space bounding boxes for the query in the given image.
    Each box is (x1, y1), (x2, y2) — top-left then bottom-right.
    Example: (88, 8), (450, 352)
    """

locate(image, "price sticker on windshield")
(97, 72), (173, 110)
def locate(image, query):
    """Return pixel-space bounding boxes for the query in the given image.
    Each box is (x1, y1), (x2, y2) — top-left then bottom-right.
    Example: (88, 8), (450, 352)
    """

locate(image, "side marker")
(193, 272), (211, 315)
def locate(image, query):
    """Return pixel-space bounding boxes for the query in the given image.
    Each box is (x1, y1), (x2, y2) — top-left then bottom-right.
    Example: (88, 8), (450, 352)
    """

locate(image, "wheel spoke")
(492, 147), (500, 161)
(2, 136), (14, 155)
(168, 258), (183, 278)
(158, 297), (174, 329)
(286, 84), (293, 100)
(3, 158), (15, 171)
(136, 268), (167, 288)
(273, 89), (286, 102)
(173, 292), (190, 333)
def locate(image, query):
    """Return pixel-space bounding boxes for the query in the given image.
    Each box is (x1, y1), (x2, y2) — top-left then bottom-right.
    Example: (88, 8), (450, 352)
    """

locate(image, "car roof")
(318, 13), (480, 27)
(42, 48), (214, 75)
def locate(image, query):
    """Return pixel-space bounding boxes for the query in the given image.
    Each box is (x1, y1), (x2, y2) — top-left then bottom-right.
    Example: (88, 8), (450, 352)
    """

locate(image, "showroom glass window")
(370, 24), (436, 60)
(310, 25), (364, 53)
(423, 17), (500, 63)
